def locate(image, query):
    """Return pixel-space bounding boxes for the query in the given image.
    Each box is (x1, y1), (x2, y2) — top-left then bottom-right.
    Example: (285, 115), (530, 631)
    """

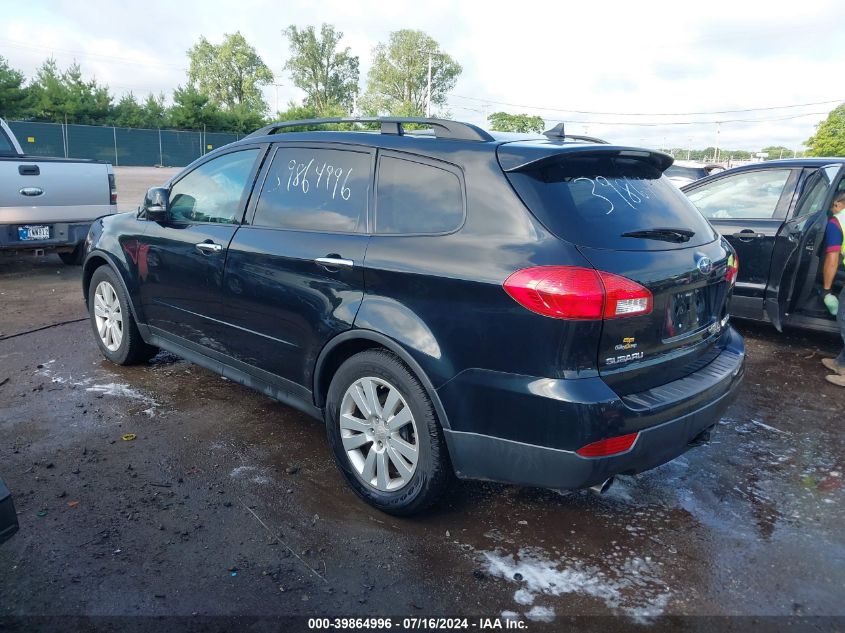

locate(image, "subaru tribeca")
(82, 118), (745, 515)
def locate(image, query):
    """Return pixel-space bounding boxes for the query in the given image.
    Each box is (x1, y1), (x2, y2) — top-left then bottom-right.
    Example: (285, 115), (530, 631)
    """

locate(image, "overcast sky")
(3, 0), (845, 152)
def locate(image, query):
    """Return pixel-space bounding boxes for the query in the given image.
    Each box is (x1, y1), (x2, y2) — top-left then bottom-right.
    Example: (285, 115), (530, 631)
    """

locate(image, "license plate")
(666, 287), (710, 338)
(18, 225), (51, 241)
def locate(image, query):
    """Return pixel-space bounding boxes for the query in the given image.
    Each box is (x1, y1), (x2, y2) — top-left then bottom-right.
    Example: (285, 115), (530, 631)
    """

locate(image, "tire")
(58, 244), (83, 266)
(87, 266), (157, 365)
(325, 349), (452, 515)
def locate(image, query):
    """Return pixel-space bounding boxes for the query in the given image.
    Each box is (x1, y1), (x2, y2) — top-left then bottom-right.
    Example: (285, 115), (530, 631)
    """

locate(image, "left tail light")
(108, 173), (117, 205)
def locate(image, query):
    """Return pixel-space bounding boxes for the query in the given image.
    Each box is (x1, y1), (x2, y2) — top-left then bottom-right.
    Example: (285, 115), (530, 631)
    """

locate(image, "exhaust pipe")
(588, 477), (614, 494)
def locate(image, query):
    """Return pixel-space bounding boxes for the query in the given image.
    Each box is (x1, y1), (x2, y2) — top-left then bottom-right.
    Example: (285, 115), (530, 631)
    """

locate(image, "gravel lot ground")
(0, 250), (843, 632)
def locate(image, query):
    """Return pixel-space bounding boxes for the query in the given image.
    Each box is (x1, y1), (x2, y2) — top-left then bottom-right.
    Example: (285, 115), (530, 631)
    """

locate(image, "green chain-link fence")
(7, 121), (243, 167)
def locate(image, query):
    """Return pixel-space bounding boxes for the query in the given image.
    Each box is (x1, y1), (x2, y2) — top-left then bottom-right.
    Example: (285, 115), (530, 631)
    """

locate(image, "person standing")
(821, 191), (845, 385)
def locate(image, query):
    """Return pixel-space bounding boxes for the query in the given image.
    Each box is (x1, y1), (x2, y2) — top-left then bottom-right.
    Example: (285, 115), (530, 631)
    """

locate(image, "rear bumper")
(0, 221), (93, 251)
(0, 478), (19, 545)
(440, 328), (745, 490)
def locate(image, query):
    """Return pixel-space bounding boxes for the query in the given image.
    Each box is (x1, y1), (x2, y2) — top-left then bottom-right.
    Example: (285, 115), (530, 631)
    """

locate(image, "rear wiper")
(621, 227), (695, 243)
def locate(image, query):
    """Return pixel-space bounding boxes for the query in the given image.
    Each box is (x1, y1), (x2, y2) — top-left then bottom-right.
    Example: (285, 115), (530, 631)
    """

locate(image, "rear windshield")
(506, 155), (716, 250)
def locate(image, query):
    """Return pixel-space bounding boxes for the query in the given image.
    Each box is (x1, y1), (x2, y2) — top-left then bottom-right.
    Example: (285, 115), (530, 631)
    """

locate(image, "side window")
(0, 129), (14, 155)
(252, 147), (370, 232)
(793, 171), (830, 223)
(169, 149), (260, 224)
(793, 165), (845, 220)
(376, 156), (463, 234)
(686, 169), (791, 220)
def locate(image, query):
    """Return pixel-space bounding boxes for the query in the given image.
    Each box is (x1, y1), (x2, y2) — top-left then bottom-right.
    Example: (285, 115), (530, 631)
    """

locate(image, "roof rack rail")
(245, 117), (495, 142)
(543, 122), (609, 144)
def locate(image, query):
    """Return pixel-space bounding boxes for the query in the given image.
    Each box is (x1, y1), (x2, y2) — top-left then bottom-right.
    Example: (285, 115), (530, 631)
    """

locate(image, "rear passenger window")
(376, 156), (463, 234)
(253, 147), (371, 232)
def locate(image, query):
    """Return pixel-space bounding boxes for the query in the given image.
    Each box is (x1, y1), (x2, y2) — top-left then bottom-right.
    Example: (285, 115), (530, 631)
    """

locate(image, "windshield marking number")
(286, 157), (353, 200)
(576, 176), (655, 214)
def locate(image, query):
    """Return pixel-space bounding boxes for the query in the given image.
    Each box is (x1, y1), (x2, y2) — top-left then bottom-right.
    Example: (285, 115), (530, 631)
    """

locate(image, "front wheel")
(87, 266), (156, 365)
(325, 350), (451, 515)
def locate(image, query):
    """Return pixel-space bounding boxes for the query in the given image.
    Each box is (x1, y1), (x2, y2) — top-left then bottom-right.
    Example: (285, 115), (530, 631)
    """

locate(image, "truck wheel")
(88, 266), (156, 365)
(325, 350), (452, 515)
(59, 244), (83, 266)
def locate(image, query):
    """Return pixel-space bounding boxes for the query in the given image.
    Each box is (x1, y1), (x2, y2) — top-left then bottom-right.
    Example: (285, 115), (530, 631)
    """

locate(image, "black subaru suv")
(82, 118), (745, 515)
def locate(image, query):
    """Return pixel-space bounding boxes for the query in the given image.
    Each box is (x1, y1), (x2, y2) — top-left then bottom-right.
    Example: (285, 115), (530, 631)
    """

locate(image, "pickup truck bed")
(1, 119), (117, 264)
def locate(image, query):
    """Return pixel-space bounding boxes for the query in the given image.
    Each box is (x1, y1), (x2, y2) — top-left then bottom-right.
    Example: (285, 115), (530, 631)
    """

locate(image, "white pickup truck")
(1, 118), (117, 264)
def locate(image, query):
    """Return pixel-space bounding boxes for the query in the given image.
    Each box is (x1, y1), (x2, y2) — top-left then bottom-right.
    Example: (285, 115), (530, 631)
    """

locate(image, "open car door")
(765, 164), (845, 331)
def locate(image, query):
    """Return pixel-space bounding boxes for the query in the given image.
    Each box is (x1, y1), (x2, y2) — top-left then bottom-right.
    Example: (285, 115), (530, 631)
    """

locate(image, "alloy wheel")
(93, 281), (123, 352)
(339, 376), (419, 492)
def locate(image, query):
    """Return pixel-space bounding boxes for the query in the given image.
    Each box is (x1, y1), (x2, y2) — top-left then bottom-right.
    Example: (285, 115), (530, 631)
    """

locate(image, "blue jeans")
(837, 286), (845, 366)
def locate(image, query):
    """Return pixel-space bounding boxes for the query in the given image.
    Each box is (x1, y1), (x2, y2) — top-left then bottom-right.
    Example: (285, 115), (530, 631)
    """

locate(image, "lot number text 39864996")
(307, 617), (527, 630)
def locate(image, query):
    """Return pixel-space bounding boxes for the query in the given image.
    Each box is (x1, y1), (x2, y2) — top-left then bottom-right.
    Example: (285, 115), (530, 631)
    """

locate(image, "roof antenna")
(543, 122), (566, 139)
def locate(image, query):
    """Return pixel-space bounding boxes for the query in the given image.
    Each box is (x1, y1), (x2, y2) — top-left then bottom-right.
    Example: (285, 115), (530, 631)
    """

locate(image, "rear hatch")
(500, 143), (734, 395)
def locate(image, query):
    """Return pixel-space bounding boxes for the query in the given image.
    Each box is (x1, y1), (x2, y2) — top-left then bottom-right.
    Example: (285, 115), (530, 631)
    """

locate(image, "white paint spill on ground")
(525, 606), (555, 623)
(86, 382), (154, 403)
(35, 361), (161, 415)
(749, 419), (791, 435)
(35, 360), (65, 383)
(230, 466), (272, 486)
(481, 546), (671, 623)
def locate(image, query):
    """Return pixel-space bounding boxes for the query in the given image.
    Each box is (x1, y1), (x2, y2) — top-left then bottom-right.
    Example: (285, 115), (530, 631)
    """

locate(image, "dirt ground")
(0, 251), (843, 632)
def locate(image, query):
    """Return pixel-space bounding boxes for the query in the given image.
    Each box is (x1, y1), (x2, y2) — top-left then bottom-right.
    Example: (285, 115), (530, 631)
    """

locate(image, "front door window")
(687, 169), (791, 220)
(169, 149), (260, 224)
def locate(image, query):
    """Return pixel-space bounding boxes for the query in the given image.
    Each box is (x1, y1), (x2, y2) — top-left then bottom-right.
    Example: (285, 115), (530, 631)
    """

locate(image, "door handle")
(195, 241), (223, 254)
(19, 165), (40, 176)
(19, 187), (44, 197)
(731, 230), (763, 241)
(315, 256), (353, 269)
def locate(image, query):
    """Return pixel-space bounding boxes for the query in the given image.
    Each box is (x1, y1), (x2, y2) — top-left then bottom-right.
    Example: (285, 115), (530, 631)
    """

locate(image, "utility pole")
(426, 53), (433, 118)
(715, 121), (721, 163)
(687, 137), (692, 161)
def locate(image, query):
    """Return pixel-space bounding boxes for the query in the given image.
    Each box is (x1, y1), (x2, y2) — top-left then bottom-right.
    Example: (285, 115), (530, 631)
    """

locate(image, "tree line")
(1, 24), (842, 155)
(0, 27), (463, 134)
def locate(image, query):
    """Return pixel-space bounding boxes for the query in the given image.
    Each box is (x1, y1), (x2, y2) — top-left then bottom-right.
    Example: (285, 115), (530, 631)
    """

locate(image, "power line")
(540, 111), (829, 127)
(447, 104), (828, 127)
(450, 93), (843, 117)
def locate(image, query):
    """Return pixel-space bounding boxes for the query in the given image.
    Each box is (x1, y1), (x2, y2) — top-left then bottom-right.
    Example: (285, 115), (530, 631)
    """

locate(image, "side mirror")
(143, 187), (170, 222)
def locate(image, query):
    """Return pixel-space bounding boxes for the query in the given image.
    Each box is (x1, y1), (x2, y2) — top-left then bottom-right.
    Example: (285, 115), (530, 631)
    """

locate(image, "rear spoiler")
(497, 143), (674, 173)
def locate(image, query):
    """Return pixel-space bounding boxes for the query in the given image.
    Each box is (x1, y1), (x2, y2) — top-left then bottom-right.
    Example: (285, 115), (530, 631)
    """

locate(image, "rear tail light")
(108, 173), (117, 205)
(503, 266), (652, 320)
(726, 253), (738, 286)
(576, 432), (639, 457)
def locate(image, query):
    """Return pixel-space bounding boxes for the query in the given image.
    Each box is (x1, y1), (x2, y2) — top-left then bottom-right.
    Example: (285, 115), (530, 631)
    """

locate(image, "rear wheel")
(325, 350), (451, 515)
(88, 266), (156, 365)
